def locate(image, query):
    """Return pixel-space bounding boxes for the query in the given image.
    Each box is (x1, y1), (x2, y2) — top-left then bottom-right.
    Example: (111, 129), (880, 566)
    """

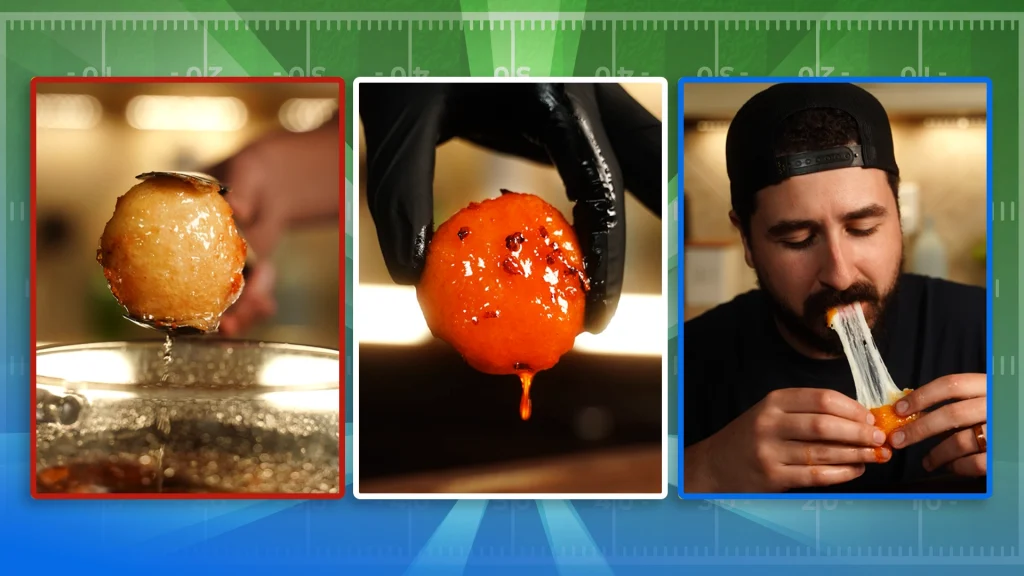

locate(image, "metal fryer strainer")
(34, 338), (341, 495)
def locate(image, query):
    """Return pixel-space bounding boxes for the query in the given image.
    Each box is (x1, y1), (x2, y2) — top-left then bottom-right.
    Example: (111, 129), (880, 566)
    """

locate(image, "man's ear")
(729, 210), (754, 269)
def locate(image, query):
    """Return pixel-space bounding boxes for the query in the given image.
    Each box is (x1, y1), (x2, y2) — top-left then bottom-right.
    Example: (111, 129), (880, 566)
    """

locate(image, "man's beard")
(755, 258), (902, 357)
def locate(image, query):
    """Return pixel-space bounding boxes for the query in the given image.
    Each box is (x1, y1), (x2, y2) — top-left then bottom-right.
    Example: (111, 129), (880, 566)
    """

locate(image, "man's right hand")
(686, 389), (890, 493)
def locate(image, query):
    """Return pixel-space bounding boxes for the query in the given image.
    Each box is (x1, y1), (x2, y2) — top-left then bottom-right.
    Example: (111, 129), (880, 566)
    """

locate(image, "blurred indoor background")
(35, 81), (340, 349)
(682, 82), (988, 321)
(356, 82), (666, 493)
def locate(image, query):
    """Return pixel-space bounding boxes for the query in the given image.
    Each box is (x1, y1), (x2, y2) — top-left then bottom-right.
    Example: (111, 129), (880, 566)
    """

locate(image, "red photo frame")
(30, 75), (347, 500)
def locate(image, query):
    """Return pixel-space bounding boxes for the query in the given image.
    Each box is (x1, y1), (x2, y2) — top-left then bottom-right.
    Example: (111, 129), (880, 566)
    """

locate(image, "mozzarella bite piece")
(97, 172), (247, 333)
(416, 190), (590, 419)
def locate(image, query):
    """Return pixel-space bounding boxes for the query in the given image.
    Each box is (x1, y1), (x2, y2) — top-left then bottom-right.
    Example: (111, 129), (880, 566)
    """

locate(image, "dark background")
(358, 342), (662, 479)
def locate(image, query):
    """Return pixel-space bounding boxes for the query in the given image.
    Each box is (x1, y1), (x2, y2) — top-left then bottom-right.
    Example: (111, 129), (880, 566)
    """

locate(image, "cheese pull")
(828, 303), (919, 448)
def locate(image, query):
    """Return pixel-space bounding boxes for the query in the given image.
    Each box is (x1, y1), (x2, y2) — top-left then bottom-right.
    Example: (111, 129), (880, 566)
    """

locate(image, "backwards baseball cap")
(725, 82), (899, 209)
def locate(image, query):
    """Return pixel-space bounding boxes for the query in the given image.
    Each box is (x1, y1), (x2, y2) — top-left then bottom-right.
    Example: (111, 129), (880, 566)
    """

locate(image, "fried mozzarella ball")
(96, 172), (247, 333)
(416, 190), (589, 376)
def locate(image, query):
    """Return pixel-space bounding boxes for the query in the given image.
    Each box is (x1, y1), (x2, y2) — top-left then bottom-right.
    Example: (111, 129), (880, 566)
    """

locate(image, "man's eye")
(849, 225), (880, 237)
(781, 236), (814, 249)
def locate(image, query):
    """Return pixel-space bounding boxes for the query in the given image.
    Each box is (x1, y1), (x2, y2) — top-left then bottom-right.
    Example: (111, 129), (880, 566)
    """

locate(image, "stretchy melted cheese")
(828, 303), (919, 451)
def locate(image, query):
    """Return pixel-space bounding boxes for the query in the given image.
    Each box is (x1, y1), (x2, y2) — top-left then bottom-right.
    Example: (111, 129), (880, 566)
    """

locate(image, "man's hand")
(888, 373), (988, 477)
(686, 388), (888, 493)
(206, 124), (341, 336)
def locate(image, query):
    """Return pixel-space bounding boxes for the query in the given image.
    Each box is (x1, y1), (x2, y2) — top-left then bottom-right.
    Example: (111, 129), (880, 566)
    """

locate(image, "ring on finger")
(973, 424), (987, 453)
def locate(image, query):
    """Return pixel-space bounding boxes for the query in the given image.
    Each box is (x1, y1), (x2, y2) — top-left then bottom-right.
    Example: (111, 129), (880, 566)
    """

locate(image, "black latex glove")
(360, 82), (661, 334)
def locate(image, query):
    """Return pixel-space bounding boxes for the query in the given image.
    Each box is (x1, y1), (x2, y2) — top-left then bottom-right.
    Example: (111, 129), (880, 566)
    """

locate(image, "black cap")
(725, 83), (899, 209)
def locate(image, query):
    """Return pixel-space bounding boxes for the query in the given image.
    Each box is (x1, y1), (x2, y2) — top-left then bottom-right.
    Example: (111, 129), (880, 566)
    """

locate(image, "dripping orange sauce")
(826, 307), (839, 327)
(518, 371), (535, 420)
(870, 399), (920, 463)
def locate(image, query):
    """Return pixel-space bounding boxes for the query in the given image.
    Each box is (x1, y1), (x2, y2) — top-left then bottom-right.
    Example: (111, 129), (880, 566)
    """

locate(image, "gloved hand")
(360, 82), (661, 334)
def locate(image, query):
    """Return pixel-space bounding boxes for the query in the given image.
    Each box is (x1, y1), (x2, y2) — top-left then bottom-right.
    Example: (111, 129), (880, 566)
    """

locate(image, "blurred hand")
(888, 373), (988, 477)
(686, 388), (888, 493)
(359, 83), (661, 334)
(207, 124), (341, 336)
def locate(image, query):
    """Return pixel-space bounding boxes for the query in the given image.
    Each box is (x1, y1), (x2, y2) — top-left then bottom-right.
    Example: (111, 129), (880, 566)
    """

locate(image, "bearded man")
(683, 83), (988, 494)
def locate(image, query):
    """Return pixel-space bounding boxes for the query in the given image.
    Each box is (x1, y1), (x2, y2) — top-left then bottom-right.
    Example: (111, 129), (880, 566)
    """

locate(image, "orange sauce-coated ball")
(416, 191), (589, 418)
(869, 389), (920, 461)
(870, 403), (920, 441)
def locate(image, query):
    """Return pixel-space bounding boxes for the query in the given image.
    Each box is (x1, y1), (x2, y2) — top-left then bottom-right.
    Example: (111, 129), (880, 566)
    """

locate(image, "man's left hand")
(888, 373), (987, 477)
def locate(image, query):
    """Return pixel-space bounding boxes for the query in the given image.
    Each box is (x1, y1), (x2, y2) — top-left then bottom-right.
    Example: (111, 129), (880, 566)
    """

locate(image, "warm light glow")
(258, 355), (339, 388)
(278, 98), (337, 132)
(37, 349), (135, 385)
(126, 95), (248, 131)
(695, 120), (729, 132)
(573, 294), (665, 356)
(356, 284), (664, 356)
(356, 284), (432, 345)
(260, 390), (339, 412)
(36, 94), (103, 130)
(923, 116), (986, 129)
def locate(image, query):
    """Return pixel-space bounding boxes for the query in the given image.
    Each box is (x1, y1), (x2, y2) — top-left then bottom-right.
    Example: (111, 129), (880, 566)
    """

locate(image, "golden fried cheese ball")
(97, 172), (247, 333)
(417, 190), (590, 379)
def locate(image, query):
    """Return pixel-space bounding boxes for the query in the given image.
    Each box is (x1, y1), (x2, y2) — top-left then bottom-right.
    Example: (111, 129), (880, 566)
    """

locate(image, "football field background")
(0, 5), (1021, 573)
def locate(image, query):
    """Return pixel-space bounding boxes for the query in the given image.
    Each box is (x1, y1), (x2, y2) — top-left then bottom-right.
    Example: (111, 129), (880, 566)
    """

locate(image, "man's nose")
(818, 237), (857, 291)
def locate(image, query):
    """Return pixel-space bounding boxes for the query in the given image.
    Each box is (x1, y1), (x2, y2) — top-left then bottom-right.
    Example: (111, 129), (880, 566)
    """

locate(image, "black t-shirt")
(684, 273), (987, 493)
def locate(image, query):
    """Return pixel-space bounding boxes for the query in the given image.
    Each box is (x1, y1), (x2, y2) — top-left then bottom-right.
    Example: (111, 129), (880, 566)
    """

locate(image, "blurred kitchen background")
(356, 82), (666, 494)
(682, 82), (988, 321)
(35, 81), (340, 349)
